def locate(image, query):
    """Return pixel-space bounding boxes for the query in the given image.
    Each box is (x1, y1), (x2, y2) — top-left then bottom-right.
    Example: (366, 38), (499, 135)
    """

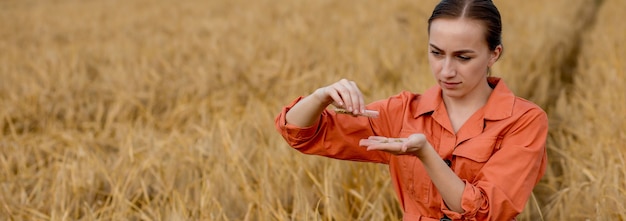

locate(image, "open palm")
(359, 134), (430, 155)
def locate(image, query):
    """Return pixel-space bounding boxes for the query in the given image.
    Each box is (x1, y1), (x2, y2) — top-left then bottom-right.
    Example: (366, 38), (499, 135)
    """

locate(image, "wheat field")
(0, 0), (624, 220)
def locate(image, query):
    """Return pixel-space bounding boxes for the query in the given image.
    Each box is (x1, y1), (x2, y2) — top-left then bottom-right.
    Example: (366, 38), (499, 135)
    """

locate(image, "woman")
(274, 0), (548, 220)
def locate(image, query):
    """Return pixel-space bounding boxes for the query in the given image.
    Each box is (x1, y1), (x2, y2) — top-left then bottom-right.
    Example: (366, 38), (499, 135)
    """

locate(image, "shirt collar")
(413, 84), (441, 118)
(484, 77), (515, 120)
(412, 77), (515, 120)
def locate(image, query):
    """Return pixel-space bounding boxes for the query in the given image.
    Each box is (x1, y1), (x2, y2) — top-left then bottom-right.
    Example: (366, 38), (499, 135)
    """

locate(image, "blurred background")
(0, 0), (624, 220)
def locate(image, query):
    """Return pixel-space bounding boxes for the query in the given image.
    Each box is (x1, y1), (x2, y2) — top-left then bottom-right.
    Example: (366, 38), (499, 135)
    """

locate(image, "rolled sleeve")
(274, 96), (390, 163)
(274, 97), (321, 146)
(440, 180), (483, 219)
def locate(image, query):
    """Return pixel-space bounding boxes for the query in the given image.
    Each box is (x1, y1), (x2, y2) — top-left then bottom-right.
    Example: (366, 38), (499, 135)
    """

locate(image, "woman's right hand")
(285, 79), (366, 127)
(312, 79), (366, 115)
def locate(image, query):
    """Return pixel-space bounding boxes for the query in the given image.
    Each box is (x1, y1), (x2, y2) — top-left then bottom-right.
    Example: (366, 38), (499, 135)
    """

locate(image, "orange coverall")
(275, 77), (548, 220)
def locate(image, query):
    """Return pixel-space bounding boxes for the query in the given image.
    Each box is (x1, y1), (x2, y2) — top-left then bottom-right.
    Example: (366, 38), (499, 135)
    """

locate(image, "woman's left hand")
(359, 134), (431, 156)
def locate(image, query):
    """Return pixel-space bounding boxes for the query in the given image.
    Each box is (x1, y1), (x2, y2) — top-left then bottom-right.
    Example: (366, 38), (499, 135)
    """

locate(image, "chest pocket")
(452, 136), (501, 181)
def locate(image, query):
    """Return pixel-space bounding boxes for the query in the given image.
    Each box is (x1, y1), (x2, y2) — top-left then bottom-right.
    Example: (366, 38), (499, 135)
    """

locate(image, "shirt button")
(444, 159), (452, 167)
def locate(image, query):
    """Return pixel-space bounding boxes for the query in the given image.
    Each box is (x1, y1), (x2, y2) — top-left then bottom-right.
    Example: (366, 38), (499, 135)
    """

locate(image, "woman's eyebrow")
(429, 43), (476, 54)
(429, 43), (442, 51)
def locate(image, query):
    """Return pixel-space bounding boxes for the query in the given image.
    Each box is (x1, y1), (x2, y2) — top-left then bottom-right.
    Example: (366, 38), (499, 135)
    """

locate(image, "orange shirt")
(275, 77), (548, 221)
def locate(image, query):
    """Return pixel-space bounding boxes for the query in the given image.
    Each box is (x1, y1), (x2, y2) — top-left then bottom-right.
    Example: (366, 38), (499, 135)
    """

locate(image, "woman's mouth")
(442, 81), (460, 89)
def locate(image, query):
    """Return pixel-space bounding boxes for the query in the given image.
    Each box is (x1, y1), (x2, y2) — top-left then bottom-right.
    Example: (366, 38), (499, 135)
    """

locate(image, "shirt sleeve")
(274, 96), (391, 164)
(442, 108), (549, 220)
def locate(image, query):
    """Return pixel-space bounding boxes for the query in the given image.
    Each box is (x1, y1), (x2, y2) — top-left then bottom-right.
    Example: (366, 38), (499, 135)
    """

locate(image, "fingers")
(363, 142), (404, 153)
(349, 80), (366, 114)
(359, 137), (385, 147)
(359, 136), (413, 155)
(324, 86), (344, 107)
(401, 143), (409, 153)
(326, 79), (365, 115)
(359, 138), (377, 147)
(365, 144), (390, 151)
(368, 136), (389, 141)
(359, 136), (407, 151)
(361, 136), (406, 143)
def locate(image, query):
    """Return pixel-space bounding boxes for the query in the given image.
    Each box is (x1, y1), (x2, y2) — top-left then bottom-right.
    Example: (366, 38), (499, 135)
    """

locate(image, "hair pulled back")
(428, 0), (502, 51)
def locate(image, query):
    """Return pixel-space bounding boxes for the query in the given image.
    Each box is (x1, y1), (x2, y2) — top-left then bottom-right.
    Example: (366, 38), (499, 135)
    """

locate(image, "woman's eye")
(458, 55), (471, 61)
(430, 51), (441, 56)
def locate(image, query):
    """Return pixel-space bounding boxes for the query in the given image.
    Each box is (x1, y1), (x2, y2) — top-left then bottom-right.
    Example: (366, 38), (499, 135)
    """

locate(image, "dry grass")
(0, 0), (623, 220)
(542, 0), (626, 219)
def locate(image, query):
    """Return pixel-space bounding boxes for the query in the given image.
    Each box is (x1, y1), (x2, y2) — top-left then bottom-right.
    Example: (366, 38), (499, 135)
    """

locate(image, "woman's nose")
(440, 58), (456, 77)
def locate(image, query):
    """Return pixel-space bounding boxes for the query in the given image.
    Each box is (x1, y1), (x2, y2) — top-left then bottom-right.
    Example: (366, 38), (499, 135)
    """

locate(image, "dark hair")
(428, 0), (502, 51)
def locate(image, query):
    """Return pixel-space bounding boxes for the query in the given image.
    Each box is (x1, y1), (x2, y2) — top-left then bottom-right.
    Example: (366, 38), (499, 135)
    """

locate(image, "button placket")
(439, 132), (456, 157)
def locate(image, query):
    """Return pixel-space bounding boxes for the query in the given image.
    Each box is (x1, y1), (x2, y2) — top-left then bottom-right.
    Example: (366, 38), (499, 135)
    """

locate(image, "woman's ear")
(488, 45), (503, 67)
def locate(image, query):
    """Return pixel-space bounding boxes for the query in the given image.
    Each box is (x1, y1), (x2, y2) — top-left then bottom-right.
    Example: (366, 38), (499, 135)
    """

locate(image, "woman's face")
(428, 18), (501, 100)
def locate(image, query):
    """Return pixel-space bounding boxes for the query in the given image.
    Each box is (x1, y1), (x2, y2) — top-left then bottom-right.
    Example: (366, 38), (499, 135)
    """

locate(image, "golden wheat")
(544, 0), (626, 219)
(0, 0), (623, 220)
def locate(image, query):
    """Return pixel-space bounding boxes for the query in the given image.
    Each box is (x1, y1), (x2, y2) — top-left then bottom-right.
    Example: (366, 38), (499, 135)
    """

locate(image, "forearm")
(285, 90), (332, 127)
(417, 145), (466, 213)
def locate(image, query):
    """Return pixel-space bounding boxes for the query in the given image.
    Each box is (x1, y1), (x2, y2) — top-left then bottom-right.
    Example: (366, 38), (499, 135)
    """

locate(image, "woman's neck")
(443, 81), (493, 132)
